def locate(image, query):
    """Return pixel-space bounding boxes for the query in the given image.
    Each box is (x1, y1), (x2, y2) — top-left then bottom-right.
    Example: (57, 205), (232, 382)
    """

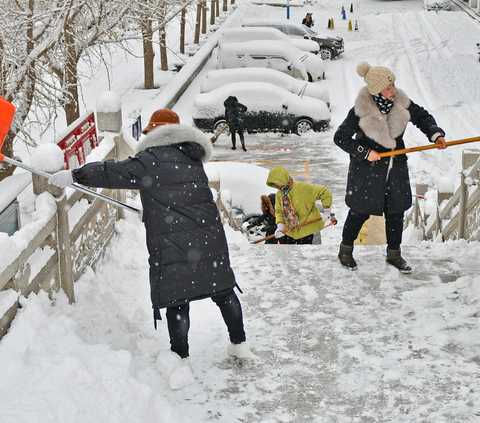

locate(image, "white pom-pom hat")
(357, 61), (396, 95)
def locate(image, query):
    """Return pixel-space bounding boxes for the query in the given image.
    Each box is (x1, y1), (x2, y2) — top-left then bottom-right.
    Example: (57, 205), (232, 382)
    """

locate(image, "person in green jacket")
(266, 166), (333, 244)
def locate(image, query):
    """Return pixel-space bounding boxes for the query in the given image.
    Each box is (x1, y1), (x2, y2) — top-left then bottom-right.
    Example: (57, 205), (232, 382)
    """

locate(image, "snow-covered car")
(422, 0), (451, 10)
(242, 18), (344, 60)
(192, 82), (331, 135)
(218, 27), (319, 55)
(199, 68), (330, 108)
(217, 40), (326, 82)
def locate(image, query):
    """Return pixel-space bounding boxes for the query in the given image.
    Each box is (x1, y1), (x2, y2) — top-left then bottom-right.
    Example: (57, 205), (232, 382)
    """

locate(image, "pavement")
(175, 242), (480, 422)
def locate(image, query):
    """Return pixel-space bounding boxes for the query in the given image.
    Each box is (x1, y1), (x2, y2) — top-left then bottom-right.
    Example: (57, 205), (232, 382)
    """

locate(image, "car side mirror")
(287, 62), (292, 70)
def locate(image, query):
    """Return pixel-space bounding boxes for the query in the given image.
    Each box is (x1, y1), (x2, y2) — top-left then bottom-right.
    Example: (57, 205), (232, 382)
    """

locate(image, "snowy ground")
(1, 0), (480, 422)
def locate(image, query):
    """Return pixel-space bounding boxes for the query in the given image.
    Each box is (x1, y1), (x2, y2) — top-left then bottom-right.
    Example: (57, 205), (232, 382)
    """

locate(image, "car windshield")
(301, 25), (317, 36)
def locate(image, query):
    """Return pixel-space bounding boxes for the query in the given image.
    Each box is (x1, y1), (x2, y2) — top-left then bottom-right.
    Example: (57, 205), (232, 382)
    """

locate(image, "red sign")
(56, 112), (98, 170)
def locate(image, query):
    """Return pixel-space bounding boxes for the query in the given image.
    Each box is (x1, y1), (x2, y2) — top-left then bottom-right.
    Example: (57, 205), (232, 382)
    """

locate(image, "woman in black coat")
(48, 109), (251, 361)
(224, 96), (248, 152)
(334, 62), (447, 273)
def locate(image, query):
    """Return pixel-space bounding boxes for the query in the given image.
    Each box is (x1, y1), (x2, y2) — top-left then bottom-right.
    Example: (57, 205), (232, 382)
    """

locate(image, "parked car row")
(219, 27), (320, 55)
(192, 19), (341, 136)
(242, 18), (344, 60)
(199, 68), (330, 107)
(217, 40), (325, 82)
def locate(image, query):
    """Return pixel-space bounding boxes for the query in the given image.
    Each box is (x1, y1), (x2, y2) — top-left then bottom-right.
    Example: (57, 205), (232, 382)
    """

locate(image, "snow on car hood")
(199, 68), (330, 106)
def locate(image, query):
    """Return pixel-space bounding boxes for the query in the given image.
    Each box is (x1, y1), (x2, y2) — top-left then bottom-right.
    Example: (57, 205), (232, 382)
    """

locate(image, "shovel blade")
(0, 96), (16, 158)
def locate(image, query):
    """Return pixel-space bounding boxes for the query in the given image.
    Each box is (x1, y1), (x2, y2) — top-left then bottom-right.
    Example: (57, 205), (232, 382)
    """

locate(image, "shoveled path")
(170, 243), (480, 422)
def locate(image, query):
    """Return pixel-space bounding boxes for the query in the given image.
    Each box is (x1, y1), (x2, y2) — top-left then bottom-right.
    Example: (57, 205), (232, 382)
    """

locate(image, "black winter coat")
(224, 96), (247, 131)
(334, 87), (444, 216)
(72, 124), (237, 309)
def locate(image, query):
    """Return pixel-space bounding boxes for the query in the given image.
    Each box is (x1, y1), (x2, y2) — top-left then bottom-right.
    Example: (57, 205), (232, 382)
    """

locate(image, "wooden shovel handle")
(378, 136), (480, 158)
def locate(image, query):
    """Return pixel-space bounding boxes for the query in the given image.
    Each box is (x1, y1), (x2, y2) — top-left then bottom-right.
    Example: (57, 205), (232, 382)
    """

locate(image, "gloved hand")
(275, 223), (285, 238)
(322, 208), (332, 221)
(48, 169), (74, 188)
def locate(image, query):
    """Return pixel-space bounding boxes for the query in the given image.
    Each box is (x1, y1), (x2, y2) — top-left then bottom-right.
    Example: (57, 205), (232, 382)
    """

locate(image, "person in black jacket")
(48, 109), (251, 361)
(334, 62), (447, 273)
(224, 96), (248, 151)
(302, 13), (314, 28)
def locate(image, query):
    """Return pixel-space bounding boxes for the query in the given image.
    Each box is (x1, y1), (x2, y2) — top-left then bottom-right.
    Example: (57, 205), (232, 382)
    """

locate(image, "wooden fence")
(405, 149), (480, 241)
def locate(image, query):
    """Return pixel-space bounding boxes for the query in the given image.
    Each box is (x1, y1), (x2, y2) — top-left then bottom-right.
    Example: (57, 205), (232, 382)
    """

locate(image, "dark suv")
(242, 18), (344, 60)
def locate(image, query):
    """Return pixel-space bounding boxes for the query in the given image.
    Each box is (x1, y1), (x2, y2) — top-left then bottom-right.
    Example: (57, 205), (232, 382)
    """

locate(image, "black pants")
(166, 289), (246, 358)
(341, 209), (404, 250)
(231, 129), (246, 151)
(282, 234), (314, 245)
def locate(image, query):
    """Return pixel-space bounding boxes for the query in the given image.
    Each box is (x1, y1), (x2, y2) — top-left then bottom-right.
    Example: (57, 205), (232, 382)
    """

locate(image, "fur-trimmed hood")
(355, 86), (411, 149)
(135, 123), (213, 163)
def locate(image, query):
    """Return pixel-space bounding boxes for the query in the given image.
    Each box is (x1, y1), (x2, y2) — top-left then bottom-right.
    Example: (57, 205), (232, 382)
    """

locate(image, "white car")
(423, 0), (451, 10)
(242, 18), (344, 60)
(192, 82), (331, 135)
(217, 40), (326, 81)
(199, 68), (330, 108)
(219, 27), (319, 55)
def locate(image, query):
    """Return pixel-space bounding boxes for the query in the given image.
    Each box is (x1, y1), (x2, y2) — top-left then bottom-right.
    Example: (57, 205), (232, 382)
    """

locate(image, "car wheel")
(320, 47), (333, 61)
(213, 119), (230, 135)
(294, 118), (313, 135)
(307, 72), (313, 82)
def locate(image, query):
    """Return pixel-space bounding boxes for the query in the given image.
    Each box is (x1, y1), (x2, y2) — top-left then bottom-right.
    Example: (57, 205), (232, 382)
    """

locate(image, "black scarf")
(372, 93), (394, 114)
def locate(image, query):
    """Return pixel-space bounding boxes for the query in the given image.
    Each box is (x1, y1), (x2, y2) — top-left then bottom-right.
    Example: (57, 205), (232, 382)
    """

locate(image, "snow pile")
(30, 143), (65, 172)
(96, 91), (122, 113)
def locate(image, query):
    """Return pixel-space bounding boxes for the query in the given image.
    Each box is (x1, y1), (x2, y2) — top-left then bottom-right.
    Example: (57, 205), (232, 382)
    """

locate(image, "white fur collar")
(355, 87), (411, 149)
(135, 123), (213, 163)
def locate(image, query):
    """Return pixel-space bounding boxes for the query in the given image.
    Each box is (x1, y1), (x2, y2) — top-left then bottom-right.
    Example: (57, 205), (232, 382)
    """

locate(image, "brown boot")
(386, 249), (412, 274)
(338, 244), (357, 270)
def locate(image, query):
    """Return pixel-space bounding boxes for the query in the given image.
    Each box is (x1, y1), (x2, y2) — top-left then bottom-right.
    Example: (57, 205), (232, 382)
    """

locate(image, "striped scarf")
(280, 178), (300, 230)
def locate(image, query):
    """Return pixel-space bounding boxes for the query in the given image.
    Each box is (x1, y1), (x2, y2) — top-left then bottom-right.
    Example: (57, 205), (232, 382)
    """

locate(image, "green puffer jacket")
(266, 166), (332, 240)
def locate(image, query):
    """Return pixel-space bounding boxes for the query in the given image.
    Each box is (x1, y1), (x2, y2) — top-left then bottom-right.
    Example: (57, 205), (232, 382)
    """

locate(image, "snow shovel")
(210, 124), (229, 144)
(0, 96), (142, 215)
(378, 136), (480, 158)
(251, 215), (338, 244)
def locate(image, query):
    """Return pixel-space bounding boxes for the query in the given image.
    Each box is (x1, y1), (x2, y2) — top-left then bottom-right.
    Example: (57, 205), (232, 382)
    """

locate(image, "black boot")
(240, 133), (247, 151)
(338, 244), (357, 270)
(386, 249), (412, 274)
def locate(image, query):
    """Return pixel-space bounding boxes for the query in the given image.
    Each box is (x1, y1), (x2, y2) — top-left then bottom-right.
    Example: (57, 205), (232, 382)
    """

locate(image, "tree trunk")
(194, 2), (201, 44)
(223, 0), (227, 12)
(202, 0), (207, 34)
(0, 132), (16, 181)
(63, 28), (81, 126)
(210, 0), (215, 25)
(180, 8), (186, 54)
(142, 21), (155, 89)
(159, 26), (168, 71)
